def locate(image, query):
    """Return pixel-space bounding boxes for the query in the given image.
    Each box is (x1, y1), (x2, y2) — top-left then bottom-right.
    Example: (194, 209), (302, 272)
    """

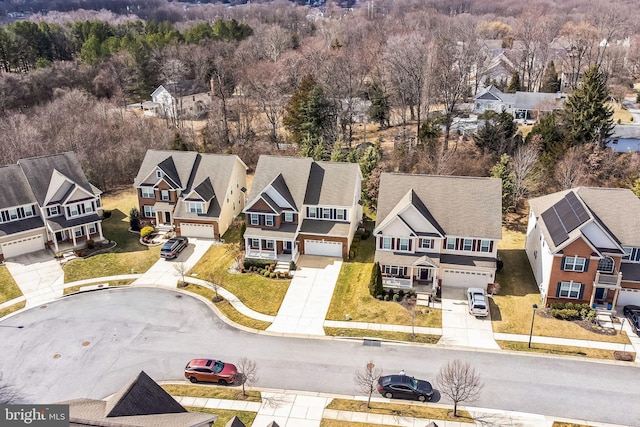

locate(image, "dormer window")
(47, 206), (59, 217)
(188, 202), (204, 214)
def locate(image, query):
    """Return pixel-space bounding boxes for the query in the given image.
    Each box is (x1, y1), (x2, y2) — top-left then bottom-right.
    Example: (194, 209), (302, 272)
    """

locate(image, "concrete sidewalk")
(171, 387), (630, 427)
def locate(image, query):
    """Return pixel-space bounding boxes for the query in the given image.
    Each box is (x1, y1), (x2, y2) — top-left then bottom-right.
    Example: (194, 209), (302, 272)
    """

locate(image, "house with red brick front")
(243, 155), (362, 262)
(133, 150), (247, 239)
(373, 173), (502, 290)
(526, 188), (640, 310)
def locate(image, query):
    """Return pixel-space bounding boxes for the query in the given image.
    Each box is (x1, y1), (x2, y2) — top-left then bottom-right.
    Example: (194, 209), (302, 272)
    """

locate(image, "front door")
(164, 211), (171, 223)
(419, 268), (431, 280)
(595, 288), (606, 301)
(284, 241), (292, 254)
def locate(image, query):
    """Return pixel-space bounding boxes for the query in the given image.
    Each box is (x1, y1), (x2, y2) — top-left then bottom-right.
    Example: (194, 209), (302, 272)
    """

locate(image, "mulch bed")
(536, 308), (618, 336)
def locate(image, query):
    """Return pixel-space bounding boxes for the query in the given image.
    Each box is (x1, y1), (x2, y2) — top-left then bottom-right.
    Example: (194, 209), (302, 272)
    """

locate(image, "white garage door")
(442, 269), (490, 289)
(180, 223), (215, 239)
(616, 289), (640, 307)
(1, 234), (44, 259)
(305, 239), (342, 257)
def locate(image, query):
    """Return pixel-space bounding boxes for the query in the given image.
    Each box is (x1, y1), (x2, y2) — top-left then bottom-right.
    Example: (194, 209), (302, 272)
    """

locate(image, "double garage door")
(180, 223), (215, 239)
(1, 234), (44, 259)
(305, 239), (342, 257)
(442, 269), (490, 289)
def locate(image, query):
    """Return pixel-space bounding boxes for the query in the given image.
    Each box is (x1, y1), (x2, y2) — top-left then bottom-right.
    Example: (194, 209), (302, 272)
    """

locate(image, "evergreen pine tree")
(561, 65), (614, 148)
(505, 71), (521, 93)
(369, 262), (384, 297)
(540, 61), (560, 93)
(367, 84), (390, 129)
(491, 154), (515, 214)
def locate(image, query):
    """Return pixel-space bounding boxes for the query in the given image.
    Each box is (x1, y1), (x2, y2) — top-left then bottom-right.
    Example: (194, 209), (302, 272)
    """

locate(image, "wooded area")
(0, 0), (639, 208)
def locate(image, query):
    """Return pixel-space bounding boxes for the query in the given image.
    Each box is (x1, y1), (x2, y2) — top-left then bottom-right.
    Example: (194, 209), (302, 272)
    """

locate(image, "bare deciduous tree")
(354, 361), (382, 409)
(174, 262), (187, 286)
(237, 357), (259, 398)
(437, 359), (483, 417)
(510, 139), (541, 208)
(555, 146), (588, 190)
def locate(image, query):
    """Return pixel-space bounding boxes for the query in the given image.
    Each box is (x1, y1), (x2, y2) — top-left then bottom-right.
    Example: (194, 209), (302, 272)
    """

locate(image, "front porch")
(48, 221), (104, 253)
(381, 265), (436, 290)
(589, 271), (623, 314)
(244, 236), (298, 262)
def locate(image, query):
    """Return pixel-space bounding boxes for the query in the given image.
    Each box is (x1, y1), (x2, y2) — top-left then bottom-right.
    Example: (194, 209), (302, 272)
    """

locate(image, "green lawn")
(62, 188), (160, 282)
(189, 245), (290, 316)
(0, 301), (26, 319)
(162, 384), (261, 402)
(325, 262), (441, 328)
(0, 265), (22, 304)
(498, 340), (634, 361)
(492, 228), (629, 344)
(325, 327), (440, 344)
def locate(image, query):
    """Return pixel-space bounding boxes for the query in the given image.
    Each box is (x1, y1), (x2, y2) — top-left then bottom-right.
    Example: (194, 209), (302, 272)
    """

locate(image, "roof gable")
(105, 371), (186, 417)
(540, 191), (591, 247)
(192, 177), (215, 202)
(375, 190), (444, 237)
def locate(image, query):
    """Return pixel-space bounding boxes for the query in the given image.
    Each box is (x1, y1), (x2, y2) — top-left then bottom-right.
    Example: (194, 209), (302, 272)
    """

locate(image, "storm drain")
(363, 339), (381, 347)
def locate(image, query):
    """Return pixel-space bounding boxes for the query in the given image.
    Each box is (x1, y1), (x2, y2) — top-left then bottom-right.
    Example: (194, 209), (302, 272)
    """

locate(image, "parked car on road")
(623, 305), (640, 336)
(467, 287), (489, 317)
(377, 374), (433, 402)
(160, 236), (188, 259)
(184, 359), (237, 385)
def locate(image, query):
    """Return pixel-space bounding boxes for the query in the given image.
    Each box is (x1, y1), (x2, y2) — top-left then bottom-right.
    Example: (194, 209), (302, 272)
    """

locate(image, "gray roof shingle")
(0, 164), (38, 209)
(17, 152), (96, 206)
(375, 174), (502, 240)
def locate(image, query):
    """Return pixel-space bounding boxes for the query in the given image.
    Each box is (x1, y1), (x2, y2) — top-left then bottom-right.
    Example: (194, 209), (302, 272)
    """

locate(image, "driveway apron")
(4, 250), (65, 307)
(267, 256), (342, 335)
(439, 287), (499, 349)
(131, 239), (213, 287)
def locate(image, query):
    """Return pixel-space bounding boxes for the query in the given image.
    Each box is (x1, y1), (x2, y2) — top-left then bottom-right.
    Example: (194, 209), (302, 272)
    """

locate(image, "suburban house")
(149, 80), (211, 120)
(243, 155), (362, 262)
(373, 173), (502, 290)
(133, 150), (247, 240)
(59, 371), (217, 426)
(525, 188), (640, 310)
(607, 124), (640, 153)
(473, 85), (566, 121)
(0, 152), (104, 261)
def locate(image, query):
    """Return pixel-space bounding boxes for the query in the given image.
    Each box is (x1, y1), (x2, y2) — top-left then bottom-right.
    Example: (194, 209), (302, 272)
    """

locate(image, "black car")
(160, 236), (189, 259)
(623, 305), (640, 335)
(377, 374), (433, 402)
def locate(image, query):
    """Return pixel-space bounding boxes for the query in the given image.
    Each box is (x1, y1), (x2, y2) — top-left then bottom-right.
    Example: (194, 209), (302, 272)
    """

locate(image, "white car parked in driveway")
(467, 287), (489, 317)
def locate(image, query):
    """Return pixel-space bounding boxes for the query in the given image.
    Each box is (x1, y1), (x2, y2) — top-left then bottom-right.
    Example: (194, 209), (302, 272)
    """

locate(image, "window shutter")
(306, 207), (309, 217)
(443, 239), (447, 249)
(473, 240), (478, 251)
(578, 284), (584, 300)
(583, 259), (590, 272)
(333, 208), (336, 219)
(456, 239), (461, 250)
(378, 237), (382, 249)
(489, 241), (494, 252)
(391, 239), (395, 250)
(556, 283), (562, 297)
(560, 257), (566, 270)
(408, 239), (412, 251)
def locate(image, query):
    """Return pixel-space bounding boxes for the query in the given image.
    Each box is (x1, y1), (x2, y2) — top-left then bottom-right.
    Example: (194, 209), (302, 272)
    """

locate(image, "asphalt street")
(1, 287), (639, 426)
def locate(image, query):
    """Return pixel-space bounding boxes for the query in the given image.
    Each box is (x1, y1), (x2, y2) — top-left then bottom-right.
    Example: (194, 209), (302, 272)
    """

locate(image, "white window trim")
(143, 205), (154, 217)
(480, 240), (490, 253)
(446, 237), (456, 250)
(564, 256), (586, 272)
(88, 224), (97, 234)
(399, 238), (410, 252)
(265, 215), (274, 226)
(68, 204), (80, 217)
(308, 207), (317, 218)
(420, 238), (433, 249)
(84, 201), (94, 213)
(161, 190), (170, 201)
(336, 209), (345, 220)
(382, 237), (391, 250)
(597, 257), (614, 273)
(250, 214), (259, 225)
(463, 238), (473, 251)
(265, 240), (274, 249)
(74, 227), (83, 237)
(559, 281), (581, 299)
(250, 238), (259, 248)
(141, 187), (154, 198)
(188, 202), (204, 214)
(284, 212), (293, 222)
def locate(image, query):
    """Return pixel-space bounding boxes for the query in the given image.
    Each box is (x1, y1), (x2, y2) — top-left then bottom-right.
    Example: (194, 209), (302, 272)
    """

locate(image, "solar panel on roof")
(565, 191), (590, 223)
(557, 199), (582, 232)
(541, 209), (569, 246)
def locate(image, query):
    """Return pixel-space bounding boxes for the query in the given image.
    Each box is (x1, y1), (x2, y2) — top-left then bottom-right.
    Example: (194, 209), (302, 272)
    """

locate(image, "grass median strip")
(63, 280), (134, 295)
(326, 399), (474, 423)
(162, 384), (261, 402)
(321, 421), (396, 427)
(179, 283), (271, 330)
(0, 301), (26, 319)
(185, 407), (257, 426)
(497, 340), (635, 360)
(325, 328), (440, 344)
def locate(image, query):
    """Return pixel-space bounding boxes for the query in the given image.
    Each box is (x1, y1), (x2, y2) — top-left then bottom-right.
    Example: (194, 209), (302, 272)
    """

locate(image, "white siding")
(265, 186), (293, 209)
(401, 205), (441, 235)
(581, 222), (619, 250)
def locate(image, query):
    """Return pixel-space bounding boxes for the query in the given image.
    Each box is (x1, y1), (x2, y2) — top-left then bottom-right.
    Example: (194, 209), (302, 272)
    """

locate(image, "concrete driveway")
(4, 250), (64, 307)
(267, 256), (342, 335)
(131, 238), (214, 287)
(439, 287), (499, 349)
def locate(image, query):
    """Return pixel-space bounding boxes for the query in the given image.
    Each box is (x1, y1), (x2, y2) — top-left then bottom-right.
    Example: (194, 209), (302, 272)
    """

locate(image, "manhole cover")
(53, 354), (61, 359)
(82, 341), (90, 347)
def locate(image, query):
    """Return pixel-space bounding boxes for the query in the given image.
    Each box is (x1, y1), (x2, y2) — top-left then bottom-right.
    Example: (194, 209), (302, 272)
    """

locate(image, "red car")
(184, 359), (237, 385)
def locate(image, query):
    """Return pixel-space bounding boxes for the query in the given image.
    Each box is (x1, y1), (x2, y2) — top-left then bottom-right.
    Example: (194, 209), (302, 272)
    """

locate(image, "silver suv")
(160, 236), (189, 259)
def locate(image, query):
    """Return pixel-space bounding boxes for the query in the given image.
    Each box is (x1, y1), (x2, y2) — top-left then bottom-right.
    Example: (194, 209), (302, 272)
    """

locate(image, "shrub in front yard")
(369, 262), (383, 297)
(129, 207), (141, 231)
(140, 226), (155, 238)
(551, 308), (581, 320)
(243, 259), (274, 270)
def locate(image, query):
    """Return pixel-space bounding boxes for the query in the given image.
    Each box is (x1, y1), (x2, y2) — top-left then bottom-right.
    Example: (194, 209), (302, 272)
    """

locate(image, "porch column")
(589, 286), (596, 307)
(72, 229), (77, 247)
(53, 233), (59, 252)
(85, 225), (90, 239)
(272, 239), (276, 259)
(612, 288), (620, 310)
(97, 222), (104, 240)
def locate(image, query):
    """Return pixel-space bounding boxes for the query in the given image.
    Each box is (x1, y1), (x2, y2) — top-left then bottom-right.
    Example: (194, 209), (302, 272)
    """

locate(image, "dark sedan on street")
(623, 305), (640, 336)
(377, 374), (434, 402)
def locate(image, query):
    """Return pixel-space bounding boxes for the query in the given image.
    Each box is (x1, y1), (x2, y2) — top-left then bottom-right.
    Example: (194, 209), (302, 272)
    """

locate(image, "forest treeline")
(0, 0), (639, 208)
